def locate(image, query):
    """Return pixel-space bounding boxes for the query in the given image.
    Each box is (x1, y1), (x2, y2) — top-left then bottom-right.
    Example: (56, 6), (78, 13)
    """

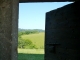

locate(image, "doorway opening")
(18, 2), (73, 60)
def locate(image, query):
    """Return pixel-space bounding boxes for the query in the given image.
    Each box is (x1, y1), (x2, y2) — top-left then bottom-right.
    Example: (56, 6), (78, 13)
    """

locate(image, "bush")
(18, 38), (37, 49)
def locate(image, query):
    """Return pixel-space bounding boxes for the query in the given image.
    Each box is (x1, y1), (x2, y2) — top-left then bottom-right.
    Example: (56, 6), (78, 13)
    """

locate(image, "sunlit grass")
(18, 49), (44, 60)
(18, 49), (44, 54)
(18, 32), (45, 60)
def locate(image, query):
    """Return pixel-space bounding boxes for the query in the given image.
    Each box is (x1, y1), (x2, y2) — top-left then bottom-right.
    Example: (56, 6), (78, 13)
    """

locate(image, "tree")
(18, 38), (37, 49)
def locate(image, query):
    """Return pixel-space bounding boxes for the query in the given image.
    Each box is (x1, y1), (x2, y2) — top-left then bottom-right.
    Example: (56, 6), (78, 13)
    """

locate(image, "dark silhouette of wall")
(45, 1), (80, 60)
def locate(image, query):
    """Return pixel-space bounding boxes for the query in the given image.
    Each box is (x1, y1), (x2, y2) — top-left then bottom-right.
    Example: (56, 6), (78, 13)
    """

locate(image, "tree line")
(18, 30), (39, 37)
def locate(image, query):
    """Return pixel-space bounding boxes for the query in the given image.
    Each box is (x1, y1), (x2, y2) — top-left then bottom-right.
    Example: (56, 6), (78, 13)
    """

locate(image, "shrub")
(18, 38), (37, 49)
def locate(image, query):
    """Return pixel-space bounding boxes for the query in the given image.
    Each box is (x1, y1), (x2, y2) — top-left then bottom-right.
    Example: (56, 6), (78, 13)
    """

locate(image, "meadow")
(18, 32), (45, 60)
(21, 32), (45, 49)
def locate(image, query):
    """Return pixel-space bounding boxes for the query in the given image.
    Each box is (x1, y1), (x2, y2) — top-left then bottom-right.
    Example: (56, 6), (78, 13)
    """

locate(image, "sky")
(19, 2), (73, 30)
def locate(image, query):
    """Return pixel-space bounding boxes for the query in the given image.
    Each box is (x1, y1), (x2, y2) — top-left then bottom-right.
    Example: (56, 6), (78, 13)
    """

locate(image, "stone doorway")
(0, 0), (80, 60)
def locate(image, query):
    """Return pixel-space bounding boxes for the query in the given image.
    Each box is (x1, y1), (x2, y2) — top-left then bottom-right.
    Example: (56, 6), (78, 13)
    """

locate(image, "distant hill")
(18, 28), (45, 32)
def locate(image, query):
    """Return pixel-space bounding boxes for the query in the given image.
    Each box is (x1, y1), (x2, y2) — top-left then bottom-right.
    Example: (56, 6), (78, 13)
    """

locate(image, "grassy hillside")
(21, 32), (45, 49)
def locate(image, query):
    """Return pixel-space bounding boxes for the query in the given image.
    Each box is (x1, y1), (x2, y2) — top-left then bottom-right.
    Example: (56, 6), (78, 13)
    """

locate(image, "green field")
(18, 32), (45, 60)
(21, 32), (45, 48)
(18, 49), (44, 60)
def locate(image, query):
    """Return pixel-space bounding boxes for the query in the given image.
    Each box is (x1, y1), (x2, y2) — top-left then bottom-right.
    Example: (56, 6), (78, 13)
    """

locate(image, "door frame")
(0, 1), (77, 60)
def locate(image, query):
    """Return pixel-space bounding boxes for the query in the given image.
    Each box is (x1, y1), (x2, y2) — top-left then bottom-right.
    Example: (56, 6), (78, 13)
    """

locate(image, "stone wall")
(0, 0), (80, 60)
(0, 0), (19, 60)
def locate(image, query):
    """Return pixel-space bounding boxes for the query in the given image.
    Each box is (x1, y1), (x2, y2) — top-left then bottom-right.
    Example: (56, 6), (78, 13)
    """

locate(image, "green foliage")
(18, 31), (25, 37)
(18, 37), (24, 48)
(18, 29), (44, 49)
(25, 30), (38, 35)
(18, 37), (37, 49)
(18, 30), (39, 36)
(21, 33), (44, 49)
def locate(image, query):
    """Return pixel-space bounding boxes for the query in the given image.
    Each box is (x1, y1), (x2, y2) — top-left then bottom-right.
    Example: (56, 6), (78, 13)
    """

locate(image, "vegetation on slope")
(18, 29), (45, 49)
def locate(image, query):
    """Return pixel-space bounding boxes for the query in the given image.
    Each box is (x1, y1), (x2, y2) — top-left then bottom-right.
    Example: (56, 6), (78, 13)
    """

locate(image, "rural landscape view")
(18, 28), (45, 60)
(18, 2), (72, 60)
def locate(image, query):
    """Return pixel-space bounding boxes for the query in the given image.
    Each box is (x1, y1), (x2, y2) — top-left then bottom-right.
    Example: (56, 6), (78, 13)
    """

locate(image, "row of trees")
(18, 30), (39, 37)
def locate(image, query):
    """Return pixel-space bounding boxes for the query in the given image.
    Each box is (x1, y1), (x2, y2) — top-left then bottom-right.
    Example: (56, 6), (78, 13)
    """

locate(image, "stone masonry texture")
(0, 0), (19, 60)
